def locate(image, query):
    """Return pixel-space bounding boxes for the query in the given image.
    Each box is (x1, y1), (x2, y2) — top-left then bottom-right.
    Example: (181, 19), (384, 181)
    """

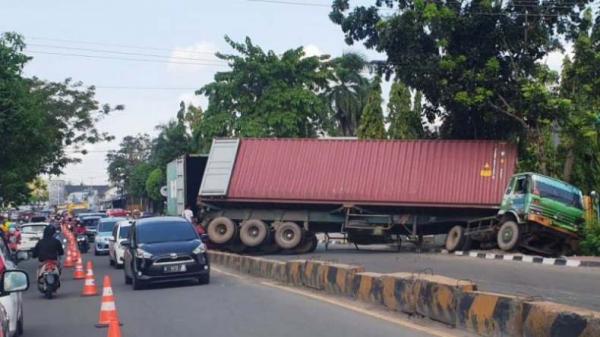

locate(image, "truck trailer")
(169, 138), (590, 256)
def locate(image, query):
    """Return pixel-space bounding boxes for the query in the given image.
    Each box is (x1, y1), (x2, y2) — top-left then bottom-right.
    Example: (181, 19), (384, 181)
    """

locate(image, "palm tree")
(325, 53), (370, 136)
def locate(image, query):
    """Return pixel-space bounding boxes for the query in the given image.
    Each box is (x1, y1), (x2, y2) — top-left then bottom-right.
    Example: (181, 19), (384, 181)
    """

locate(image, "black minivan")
(122, 217), (209, 290)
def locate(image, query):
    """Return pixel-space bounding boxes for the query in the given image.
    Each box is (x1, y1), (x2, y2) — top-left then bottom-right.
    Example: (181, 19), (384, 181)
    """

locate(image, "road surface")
(272, 244), (600, 311)
(19, 254), (443, 337)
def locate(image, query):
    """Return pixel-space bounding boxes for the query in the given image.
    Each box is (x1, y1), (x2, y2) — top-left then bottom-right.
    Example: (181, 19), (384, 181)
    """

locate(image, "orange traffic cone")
(96, 275), (121, 327)
(64, 249), (75, 268)
(81, 261), (98, 296)
(73, 258), (85, 280)
(106, 320), (122, 337)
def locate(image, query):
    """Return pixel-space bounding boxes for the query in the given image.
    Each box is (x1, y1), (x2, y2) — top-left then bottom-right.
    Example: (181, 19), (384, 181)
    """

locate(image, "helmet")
(9, 227), (16, 234)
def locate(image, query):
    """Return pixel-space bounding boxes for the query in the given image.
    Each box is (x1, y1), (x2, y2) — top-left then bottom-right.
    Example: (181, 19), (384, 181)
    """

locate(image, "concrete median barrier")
(522, 301), (600, 337)
(457, 291), (524, 337)
(352, 272), (384, 305)
(208, 250), (600, 337)
(381, 272), (418, 314)
(413, 275), (476, 326)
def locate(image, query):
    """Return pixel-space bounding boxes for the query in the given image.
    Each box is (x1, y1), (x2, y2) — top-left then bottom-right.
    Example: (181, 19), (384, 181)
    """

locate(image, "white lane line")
(213, 267), (457, 337)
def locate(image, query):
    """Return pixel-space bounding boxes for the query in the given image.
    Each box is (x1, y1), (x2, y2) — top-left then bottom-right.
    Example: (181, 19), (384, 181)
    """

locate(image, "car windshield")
(136, 221), (197, 244)
(21, 225), (47, 234)
(119, 226), (131, 239)
(82, 218), (100, 227)
(98, 220), (119, 232)
(533, 176), (583, 209)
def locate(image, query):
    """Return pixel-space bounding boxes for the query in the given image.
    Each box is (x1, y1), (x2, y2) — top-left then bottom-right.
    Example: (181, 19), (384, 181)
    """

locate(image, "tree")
(357, 78), (385, 139)
(0, 32), (122, 203)
(197, 36), (332, 139)
(28, 177), (48, 204)
(330, 0), (592, 168)
(325, 53), (370, 136)
(558, 8), (600, 192)
(150, 116), (191, 168)
(127, 163), (153, 198)
(106, 134), (152, 194)
(387, 79), (424, 139)
(146, 168), (165, 213)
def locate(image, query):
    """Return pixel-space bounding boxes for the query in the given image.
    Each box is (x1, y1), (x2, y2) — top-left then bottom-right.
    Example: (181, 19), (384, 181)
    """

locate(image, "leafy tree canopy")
(0, 32), (122, 204)
(197, 36), (333, 139)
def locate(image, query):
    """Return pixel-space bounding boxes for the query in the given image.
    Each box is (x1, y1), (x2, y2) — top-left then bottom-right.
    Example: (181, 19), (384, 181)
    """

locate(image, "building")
(48, 180), (66, 206)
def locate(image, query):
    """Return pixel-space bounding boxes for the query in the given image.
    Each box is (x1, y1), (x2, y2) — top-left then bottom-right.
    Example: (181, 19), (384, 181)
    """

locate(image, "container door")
(176, 158), (186, 216)
(166, 160), (178, 216)
(199, 139), (240, 196)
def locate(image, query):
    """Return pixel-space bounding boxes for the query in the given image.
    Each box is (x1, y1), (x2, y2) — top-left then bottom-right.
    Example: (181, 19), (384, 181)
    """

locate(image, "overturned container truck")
(169, 138), (590, 256)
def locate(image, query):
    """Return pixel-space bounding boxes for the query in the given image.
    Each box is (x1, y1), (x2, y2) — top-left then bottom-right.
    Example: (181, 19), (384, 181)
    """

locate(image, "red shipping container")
(224, 139), (518, 208)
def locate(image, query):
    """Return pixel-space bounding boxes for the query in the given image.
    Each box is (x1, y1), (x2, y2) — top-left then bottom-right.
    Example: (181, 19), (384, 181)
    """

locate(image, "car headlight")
(135, 248), (153, 259)
(193, 243), (206, 255)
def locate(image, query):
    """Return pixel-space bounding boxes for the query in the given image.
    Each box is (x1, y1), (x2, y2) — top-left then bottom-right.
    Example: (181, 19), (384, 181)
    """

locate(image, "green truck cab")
(494, 173), (585, 255)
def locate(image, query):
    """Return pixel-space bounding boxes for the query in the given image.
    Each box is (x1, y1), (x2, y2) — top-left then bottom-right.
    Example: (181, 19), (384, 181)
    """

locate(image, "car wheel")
(132, 273), (145, 290)
(198, 273), (210, 285)
(16, 310), (23, 336)
(124, 271), (132, 285)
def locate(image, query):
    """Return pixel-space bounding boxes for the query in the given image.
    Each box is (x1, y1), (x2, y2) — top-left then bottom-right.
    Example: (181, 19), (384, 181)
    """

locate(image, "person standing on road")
(182, 205), (194, 223)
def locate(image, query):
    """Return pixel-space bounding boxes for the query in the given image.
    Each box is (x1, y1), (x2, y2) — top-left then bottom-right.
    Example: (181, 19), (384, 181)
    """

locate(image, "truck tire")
(274, 222), (303, 250)
(207, 217), (237, 244)
(445, 225), (466, 252)
(497, 220), (520, 251)
(294, 231), (318, 254)
(239, 219), (269, 247)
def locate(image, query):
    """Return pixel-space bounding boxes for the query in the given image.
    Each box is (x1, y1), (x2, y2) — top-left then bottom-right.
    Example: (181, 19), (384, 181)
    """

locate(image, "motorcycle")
(77, 234), (89, 253)
(38, 260), (61, 299)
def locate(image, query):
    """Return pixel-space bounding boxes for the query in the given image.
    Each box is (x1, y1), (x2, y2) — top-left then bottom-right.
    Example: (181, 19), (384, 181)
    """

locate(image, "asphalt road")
(272, 244), (600, 311)
(18, 254), (440, 337)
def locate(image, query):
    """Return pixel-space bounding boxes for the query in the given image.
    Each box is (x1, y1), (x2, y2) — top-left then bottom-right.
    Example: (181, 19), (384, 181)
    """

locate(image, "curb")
(208, 250), (600, 337)
(443, 250), (600, 268)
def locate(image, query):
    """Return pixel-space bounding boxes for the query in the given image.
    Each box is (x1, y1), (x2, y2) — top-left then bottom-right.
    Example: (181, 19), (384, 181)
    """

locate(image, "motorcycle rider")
(32, 226), (64, 277)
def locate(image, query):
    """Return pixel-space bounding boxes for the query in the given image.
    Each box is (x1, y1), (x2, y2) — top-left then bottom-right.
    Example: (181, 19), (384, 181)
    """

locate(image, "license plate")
(163, 264), (186, 273)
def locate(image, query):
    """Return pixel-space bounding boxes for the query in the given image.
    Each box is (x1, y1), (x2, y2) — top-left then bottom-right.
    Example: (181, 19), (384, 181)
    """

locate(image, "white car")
(109, 220), (131, 268)
(0, 242), (24, 336)
(18, 223), (48, 252)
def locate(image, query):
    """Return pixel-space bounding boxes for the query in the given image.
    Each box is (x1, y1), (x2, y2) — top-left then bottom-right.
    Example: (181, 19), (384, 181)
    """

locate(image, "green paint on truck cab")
(499, 173), (585, 236)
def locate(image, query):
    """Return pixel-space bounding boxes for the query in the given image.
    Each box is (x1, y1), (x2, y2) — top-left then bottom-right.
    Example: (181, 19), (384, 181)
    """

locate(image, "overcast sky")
(1, 0), (568, 186)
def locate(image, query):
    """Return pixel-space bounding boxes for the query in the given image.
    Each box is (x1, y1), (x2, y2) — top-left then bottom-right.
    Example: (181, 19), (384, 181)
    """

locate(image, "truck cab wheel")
(274, 222), (303, 249)
(497, 220), (520, 251)
(207, 217), (237, 244)
(445, 225), (466, 252)
(239, 219), (269, 247)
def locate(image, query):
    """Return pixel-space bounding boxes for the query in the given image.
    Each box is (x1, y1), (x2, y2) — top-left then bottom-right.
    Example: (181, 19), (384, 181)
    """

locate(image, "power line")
(27, 43), (226, 63)
(25, 50), (229, 67)
(23, 35), (218, 56)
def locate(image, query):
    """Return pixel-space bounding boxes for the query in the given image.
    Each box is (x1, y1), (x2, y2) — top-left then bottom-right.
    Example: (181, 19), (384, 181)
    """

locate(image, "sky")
(1, 0), (569, 186)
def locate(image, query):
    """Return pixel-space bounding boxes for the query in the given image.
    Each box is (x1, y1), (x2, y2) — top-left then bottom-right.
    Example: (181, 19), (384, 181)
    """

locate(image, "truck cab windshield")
(532, 176), (583, 209)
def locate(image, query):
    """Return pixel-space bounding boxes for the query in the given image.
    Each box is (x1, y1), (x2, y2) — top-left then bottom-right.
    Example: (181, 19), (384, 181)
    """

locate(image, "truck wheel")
(497, 220), (520, 251)
(239, 219), (269, 247)
(445, 225), (466, 252)
(207, 217), (237, 244)
(274, 222), (303, 249)
(294, 231), (317, 254)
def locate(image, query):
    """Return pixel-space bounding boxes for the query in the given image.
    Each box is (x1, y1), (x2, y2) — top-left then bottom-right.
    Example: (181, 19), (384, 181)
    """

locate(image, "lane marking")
(213, 267), (458, 337)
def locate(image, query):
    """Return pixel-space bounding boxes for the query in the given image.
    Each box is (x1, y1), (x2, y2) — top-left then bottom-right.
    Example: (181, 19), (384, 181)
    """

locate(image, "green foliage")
(145, 168), (165, 202)
(106, 134), (152, 193)
(197, 36), (332, 139)
(581, 220), (600, 256)
(357, 78), (385, 139)
(0, 32), (122, 204)
(127, 163), (153, 198)
(387, 80), (424, 139)
(330, 0), (592, 153)
(325, 53), (370, 136)
(150, 112), (192, 168)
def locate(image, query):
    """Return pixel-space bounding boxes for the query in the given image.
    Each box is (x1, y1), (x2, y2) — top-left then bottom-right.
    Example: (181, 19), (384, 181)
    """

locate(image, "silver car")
(95, 218), (126, 256)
